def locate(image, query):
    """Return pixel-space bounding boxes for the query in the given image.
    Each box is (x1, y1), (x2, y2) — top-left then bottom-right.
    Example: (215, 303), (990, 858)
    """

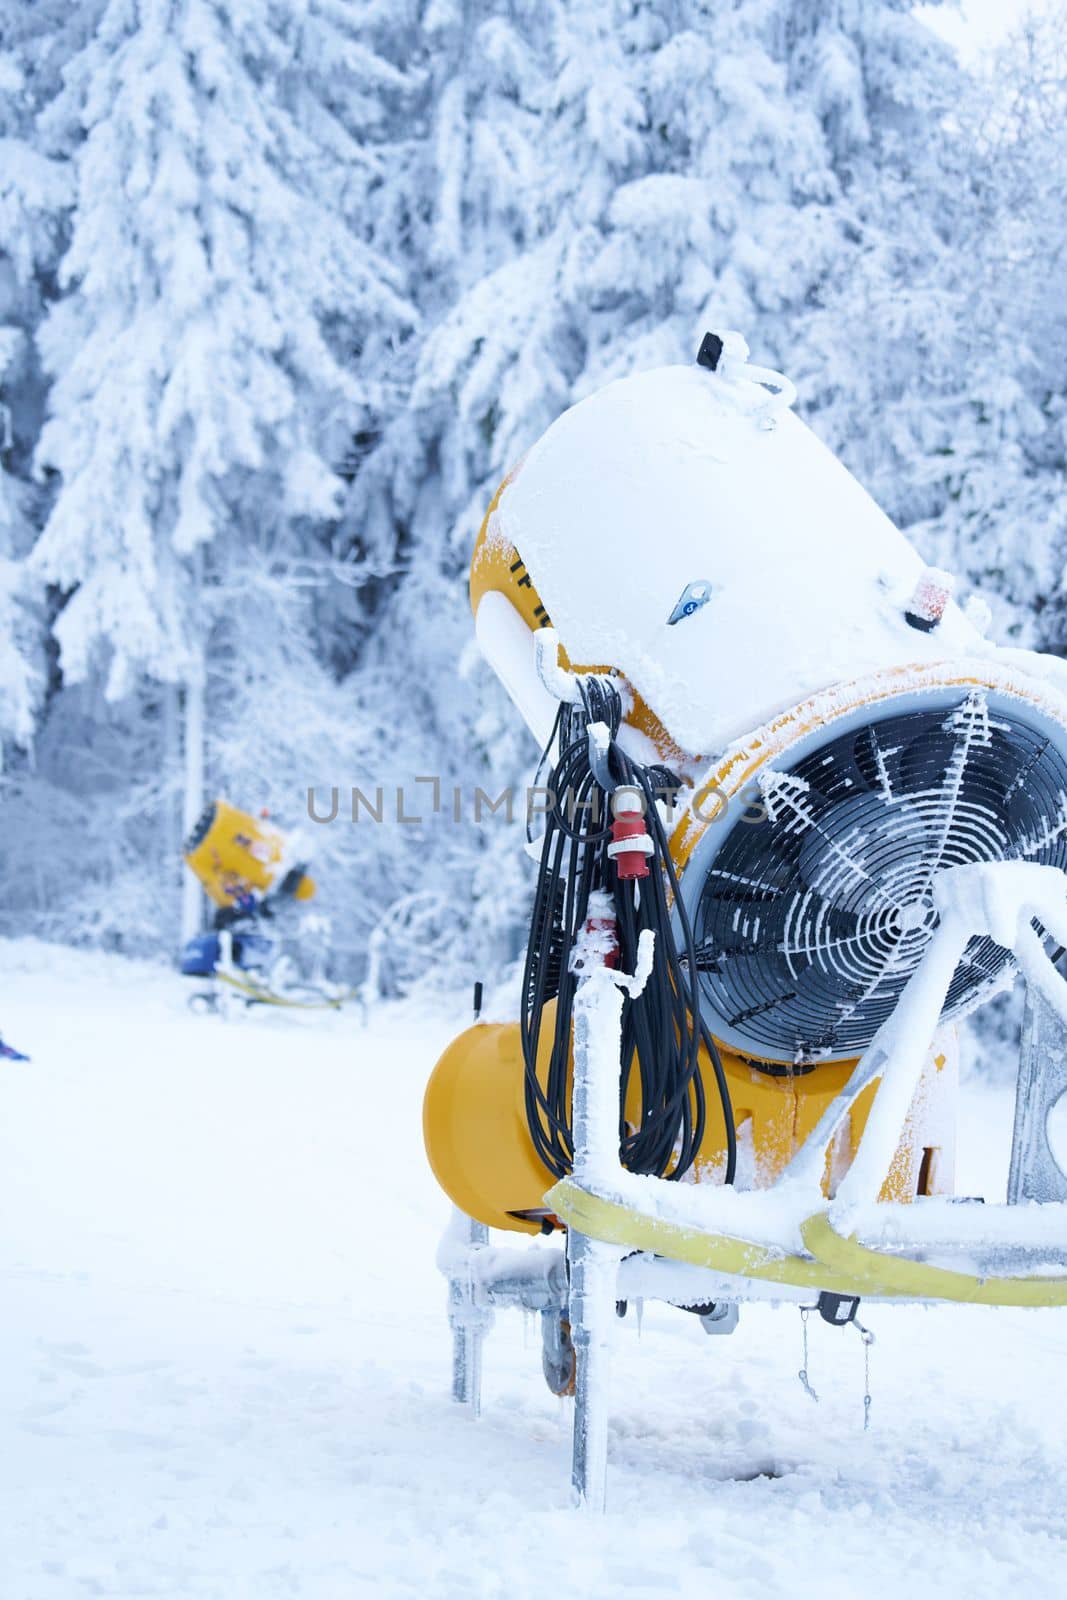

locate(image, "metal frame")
(1009, 978), (1067, 1204)
(438, 631), (1067, 1507)
(440, 894), (1067, 1509)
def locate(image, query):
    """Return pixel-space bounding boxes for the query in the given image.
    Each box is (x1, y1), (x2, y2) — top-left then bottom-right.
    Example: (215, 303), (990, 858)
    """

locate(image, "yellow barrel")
(423, 1004), (953, 1234)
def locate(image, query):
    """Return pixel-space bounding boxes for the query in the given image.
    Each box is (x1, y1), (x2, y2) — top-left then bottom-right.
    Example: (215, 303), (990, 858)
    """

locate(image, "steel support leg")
(565, 925), (651, 1511)
(447, 1210), (491, 1415)
(568, 1227), (620, 1512)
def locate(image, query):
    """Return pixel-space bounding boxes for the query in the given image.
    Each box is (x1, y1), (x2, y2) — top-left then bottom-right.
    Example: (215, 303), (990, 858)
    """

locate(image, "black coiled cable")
(519, 680), (736, 1185)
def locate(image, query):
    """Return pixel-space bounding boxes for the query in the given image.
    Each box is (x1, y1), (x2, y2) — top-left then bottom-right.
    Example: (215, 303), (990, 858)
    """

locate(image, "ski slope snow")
(2, 939), (1066, 1598)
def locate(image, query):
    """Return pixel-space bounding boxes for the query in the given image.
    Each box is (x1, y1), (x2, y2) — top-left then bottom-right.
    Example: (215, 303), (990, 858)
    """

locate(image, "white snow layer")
(494, 363), (992, 756)
(3, 940), (1067, 1598)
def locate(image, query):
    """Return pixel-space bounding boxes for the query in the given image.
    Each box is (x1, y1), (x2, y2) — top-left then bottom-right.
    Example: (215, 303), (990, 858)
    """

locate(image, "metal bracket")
(1008, 979), (1067, 1203)
(699, 1302), (739, 1336)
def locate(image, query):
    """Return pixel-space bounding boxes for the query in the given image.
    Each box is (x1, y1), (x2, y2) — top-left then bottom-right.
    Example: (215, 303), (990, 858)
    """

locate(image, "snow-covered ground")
(2, 940), (1066, 1599)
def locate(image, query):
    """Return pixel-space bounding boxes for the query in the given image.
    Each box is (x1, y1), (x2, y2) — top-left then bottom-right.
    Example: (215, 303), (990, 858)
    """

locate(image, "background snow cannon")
(183, 799), (315, 910)
(180, 802), (348, 1014)
(426, 335), (1067, 1233)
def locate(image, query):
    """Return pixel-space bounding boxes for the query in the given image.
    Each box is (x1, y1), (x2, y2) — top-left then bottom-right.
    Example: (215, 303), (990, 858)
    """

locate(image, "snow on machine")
(423, 331), (1067, 1506)
(180, 800), (347, 1012)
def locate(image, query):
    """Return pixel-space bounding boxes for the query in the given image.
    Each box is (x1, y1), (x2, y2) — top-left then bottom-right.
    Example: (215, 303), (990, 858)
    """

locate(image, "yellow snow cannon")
(183, 799), (316, 909)
(424, 1003), (952, 1236)
(426, 331), (1067, 1313)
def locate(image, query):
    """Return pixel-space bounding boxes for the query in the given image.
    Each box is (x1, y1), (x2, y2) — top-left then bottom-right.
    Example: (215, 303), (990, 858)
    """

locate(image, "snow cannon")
(427, 333), (1067, 1504)
(427, 334), (1067, 1226)
(183, 799), (315, 910)
(181, 801), (349, 1014)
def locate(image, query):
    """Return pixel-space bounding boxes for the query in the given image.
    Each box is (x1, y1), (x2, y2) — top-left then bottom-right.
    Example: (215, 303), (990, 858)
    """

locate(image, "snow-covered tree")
(376, 0), (964, 549)
(920, 7), (1067, 652)
(26, 0), (414, 936)
(34, 0), (411, 693)
(0, 12), (85, 760)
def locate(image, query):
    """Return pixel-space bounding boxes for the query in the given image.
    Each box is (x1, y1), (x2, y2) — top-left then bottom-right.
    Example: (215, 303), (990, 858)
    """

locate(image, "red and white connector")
(571, 888), (619, 974)
(905, 566), (955, 633)
(607, 786), (654, 881)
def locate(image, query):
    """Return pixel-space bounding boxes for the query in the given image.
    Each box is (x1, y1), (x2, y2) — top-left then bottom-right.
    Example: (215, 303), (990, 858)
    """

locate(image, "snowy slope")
(2, 940), (1066, 1598)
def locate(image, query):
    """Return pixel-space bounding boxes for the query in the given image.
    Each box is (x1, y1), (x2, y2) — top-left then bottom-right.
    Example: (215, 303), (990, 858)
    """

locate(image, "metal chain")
(798, 1306), (875, 1426)
(854, 1318), (875, 1430)
(797, 1307), (819, 1403)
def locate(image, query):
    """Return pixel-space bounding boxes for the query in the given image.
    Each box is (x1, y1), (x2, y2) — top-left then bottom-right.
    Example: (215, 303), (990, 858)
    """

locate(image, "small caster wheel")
(541, 1310), (576, 1397)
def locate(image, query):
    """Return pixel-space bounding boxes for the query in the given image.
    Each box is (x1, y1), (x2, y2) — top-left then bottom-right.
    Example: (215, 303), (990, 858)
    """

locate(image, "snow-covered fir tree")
(34, 0), (411, 691)
(913, 10), (1067, 654)
(19, 0), (413, 939)
(383, 0), (973, 552)
(0, 7), (80, 760)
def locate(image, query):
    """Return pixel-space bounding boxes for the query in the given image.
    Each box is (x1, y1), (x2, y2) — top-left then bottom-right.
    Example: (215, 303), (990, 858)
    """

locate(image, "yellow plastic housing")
(444, 455), (1049, 1235)
(183, 799), (315, 908)
(470, 487), (693, 770)
(422, 1007), (954, 1234)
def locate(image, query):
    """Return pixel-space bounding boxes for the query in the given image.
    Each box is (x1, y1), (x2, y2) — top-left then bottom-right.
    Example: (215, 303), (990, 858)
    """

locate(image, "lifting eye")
(667, 579), (712, 626)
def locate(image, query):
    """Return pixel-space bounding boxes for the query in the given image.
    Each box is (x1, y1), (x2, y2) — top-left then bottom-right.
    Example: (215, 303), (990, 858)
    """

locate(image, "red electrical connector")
(607, 786), (654, 880)
(583, 913), (619, 969)
(905, 566), (954, 633)
(572, 889), (619, 972)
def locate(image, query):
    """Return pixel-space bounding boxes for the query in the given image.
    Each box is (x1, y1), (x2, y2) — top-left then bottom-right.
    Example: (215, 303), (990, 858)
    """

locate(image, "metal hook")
(797, 1307), (819, 1404)
(852, 1318), (875, 1430)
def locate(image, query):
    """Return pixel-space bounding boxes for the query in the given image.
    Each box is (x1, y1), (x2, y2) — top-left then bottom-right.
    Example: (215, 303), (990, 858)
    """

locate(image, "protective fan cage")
(689, 688), (1067, 1065)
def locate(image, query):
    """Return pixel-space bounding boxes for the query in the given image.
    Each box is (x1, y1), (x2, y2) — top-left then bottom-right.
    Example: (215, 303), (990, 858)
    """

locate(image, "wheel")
(541, 1311), (576, 1397)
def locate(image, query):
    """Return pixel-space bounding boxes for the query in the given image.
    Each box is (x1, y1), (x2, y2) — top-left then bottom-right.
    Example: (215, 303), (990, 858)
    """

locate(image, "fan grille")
(692, 690), (1067, 1063)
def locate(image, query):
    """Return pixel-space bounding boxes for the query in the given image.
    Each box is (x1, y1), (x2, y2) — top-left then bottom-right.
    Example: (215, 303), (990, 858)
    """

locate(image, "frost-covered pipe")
(534, 627), (581, 705)
(568, 1230), (618, 1512)
(567, 922), (654, 1509)
(830, 915), (968, 1217)
(788, 862), (1067, 1220)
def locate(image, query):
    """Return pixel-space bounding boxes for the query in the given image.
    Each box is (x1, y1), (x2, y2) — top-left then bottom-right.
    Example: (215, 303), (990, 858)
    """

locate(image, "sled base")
(189, 970), (358, 1013)
(549, 1178), (1067, 1308)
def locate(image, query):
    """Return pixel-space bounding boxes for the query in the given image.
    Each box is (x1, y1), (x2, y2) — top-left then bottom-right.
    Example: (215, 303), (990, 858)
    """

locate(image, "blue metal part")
(666, 579), (712, 626)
